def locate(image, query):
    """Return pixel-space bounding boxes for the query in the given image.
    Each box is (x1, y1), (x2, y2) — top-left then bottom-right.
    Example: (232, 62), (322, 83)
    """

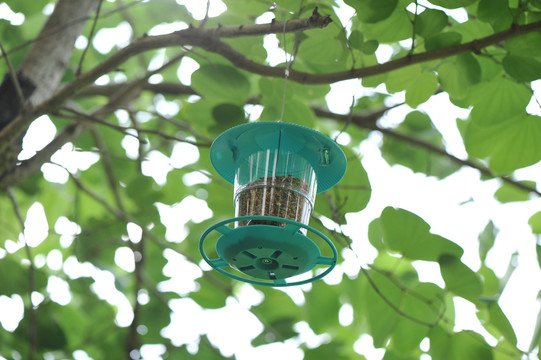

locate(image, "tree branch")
(312, 107), (541, 197)
(7, 188), (37, 359)
(76, 0), (104, 76)
(0, 40), (25, 108)
(2, 15), (540, 159)
(0, 122), (87, 190)
(78, 81), (541, 197)
(361, 267), (443, 327)
(197, 20), (541, 84)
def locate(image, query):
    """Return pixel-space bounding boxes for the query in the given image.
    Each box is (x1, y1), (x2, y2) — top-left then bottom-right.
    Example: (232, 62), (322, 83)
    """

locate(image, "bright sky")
(1, 1), (541, 360)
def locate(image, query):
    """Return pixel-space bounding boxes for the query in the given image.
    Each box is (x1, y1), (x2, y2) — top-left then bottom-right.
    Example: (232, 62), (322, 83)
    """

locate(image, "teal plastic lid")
(210, 122), (347, 193)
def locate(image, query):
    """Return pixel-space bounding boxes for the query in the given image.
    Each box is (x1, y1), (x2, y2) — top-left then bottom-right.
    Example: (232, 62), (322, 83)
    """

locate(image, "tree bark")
(0, 0), (99, 185)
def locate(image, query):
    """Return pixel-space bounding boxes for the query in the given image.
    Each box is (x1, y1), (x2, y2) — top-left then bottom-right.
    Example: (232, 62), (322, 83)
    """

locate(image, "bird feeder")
(200, 122), (346, 286)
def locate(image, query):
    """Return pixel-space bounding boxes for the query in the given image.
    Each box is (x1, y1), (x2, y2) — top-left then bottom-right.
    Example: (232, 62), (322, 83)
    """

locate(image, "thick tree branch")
(201, 20), (541, 84)
(2, 16), (540, 160)
(18, 0), (99, 106)
(79, 82), (194, 98)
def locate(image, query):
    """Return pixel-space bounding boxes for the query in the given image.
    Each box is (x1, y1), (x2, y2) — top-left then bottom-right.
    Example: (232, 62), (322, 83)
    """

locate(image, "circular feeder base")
(200, 216), (337, 287)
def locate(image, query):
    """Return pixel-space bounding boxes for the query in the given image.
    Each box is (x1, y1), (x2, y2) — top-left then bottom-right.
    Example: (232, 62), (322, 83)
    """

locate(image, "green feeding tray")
(199, 122), (347, 287)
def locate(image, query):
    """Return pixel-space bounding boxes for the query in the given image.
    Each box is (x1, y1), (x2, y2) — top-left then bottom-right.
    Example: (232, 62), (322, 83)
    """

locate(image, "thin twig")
(89, 126), (125, 211)
(368, 263), (446, 319)
(128, 111), (145, 173)
(409, 0), (418, 55)
(76, 0), (104, 75)
(6, 188), (37, 360)
(312, 107), (541, 197)
(0, 39), (25, 108)
(199, 0), (211, 28)
(361, 267), (442, 327)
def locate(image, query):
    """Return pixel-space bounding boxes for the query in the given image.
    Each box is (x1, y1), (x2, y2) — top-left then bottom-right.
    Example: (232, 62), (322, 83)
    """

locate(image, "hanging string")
(279, 19), (290, 123)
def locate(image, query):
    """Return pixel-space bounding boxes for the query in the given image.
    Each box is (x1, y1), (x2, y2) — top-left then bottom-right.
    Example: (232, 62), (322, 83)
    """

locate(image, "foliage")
(0, 0), (541, 359)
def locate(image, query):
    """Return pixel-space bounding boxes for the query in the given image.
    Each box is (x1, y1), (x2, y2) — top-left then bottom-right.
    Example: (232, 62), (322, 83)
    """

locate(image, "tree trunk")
(0, 0), (99, 185)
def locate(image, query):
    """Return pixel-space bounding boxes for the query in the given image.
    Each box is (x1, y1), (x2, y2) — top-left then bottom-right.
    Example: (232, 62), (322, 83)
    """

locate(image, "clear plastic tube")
(234, 149), (317, 230)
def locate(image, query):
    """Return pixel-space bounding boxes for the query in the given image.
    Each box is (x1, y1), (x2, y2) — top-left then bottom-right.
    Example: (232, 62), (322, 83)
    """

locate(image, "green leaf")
(252, 317), (297, 345)
(0, 256), (47, 296)
(191, 64), (251, 104)
(385, 65), (438, 107)
(362, 39), (379, 54)
(298, 36), (343, 65)
(304, 280), (341, 334)
(529, 306), (541, 353)
(189, 276), (228, 309)
(0, 197), (21, 245)
(5, 0), (47, 16)
(503, 54), (541, 82)
(494, 181), (536, 203)
(487, 301), (517, 345)
(210, 103), (247, 133)
(251, 287), (299, 323)
(74, 217), (125, 267)
(478, 265), (500, 298)
(385, 65), (420, 93)
(505, 32), (541, 57)
(315, 147), (371, 220)
(223, 36), (267, 63)
(373, 252), (419, 287)
(477, 0), (512, 30)
(427, 0), (479, 9)
(368, 218), (385, 250)
(537, 244), (541, 275)
(55, 277), (118, 350)
(425, 32), (462, 51)
(493, 340), (523, 360)
(382, 351), (417, 360)
(349, 30), (364, 48)
(415, 9), (448, 38)
(528, 211), (541, 234)
(448, 331), (493, 360)
(304, 343), (352, 360)
(345, 0), (399, 23)
(439, 254), (482, 301)
(288, 82), (331, 101)
(140, 297), (172, 343)
(464, 114), (541, 174)
(15, 302), (68, 351)
(468, 77), (532, 127)
(126, 175), (161, 208)
(479, 221), (496, 262)
(405, 71), (438, 108)
(380, 207), (464, 261)
(428, 325), (451, 359)
(390, 282), (444, 353)
(361, 7), (412, 43)
(282, 99), (317, 128)
(439, 53), (481, 100)
(363, 269), (401, 347)
(381, 111), (460, 178)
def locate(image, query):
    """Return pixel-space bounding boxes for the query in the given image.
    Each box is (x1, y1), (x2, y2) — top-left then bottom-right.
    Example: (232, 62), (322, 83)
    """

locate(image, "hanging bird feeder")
(200, 122), (347, 286)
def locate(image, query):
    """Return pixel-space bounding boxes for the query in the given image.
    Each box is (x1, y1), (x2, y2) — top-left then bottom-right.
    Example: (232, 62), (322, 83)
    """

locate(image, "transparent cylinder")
(234, 149), (317, 230)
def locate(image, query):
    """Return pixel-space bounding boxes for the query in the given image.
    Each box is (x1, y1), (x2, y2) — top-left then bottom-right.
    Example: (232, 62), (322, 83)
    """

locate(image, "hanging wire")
(279, 19), (290, 123)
